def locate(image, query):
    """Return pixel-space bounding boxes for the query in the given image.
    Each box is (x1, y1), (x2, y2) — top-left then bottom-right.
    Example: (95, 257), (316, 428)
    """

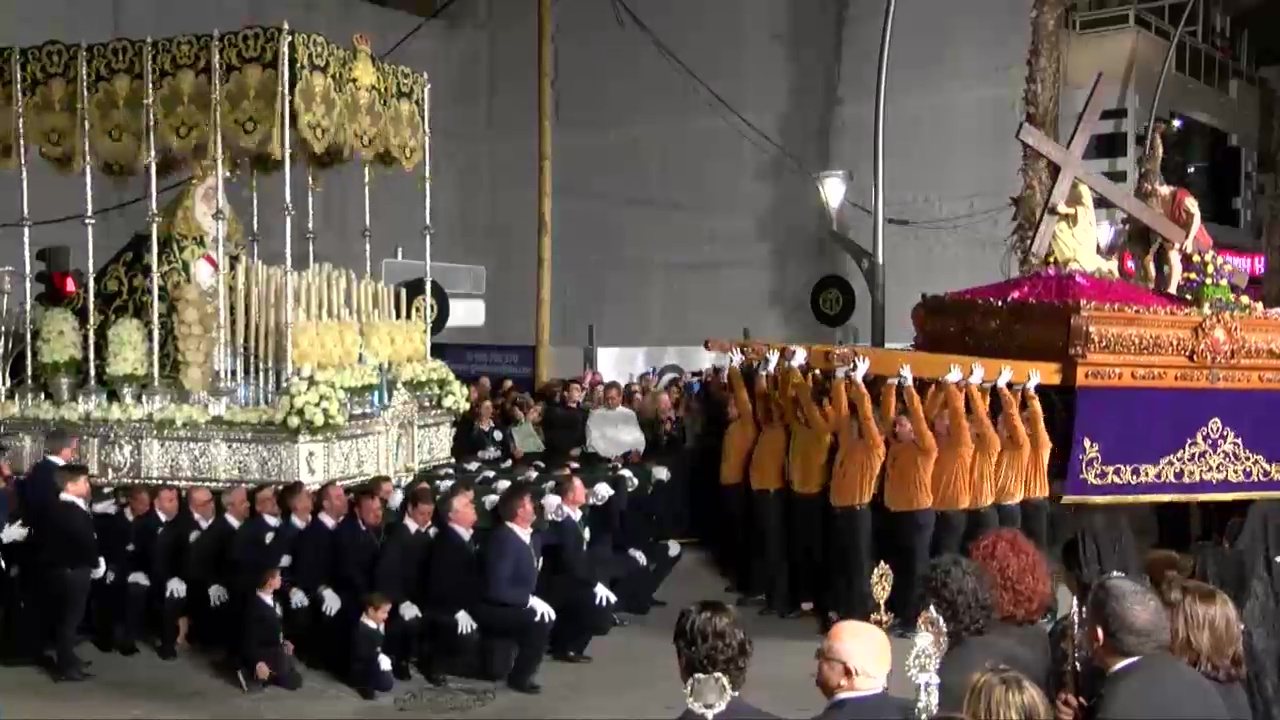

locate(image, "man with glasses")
(812, 620), (910, 719)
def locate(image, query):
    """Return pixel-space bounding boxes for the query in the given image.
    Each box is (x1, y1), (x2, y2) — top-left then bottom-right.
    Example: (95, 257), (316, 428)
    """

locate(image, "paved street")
(0, 548), (926, 719)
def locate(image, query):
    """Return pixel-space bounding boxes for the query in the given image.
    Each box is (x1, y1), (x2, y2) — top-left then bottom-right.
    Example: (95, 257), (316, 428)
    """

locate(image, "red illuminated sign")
(1214, 249), (1266, 278)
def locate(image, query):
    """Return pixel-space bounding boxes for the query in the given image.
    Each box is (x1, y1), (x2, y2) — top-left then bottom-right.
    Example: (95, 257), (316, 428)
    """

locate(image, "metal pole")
(211, 30), (229, 392)
(78, 44), (98, 391)
(144, 38), (160, 388)
(421, 76), (433, 360)
(1143, 0), (1197, 156)
(305, 166), (316, 269)
(534, 0), (553, 385)
(871, 0), (896, 348)
(280, 23), (294, 380)
(361, 163), (372, 278)
(12, 49), (32, 391)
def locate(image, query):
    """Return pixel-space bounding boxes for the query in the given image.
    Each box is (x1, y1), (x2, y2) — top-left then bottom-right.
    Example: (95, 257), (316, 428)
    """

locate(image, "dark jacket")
(1092, 654), (1231, 720)
(241, 592), (286, 667)
(423, 525), (482, 619)
(41, 496), (99, 571)
(291, 516), (340, 596)
(482, 522), (540, 608)
(811, 692), (911, 720)
(332, 515), (382, 602)
(374, 520), (433, 606)
(677, 696), (776, 719)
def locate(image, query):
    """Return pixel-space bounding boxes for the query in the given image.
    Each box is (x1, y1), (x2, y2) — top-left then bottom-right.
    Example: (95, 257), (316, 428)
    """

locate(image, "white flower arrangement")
(224, 405), (275, 425)
(152, 402), (212, 428)
(292, 320), (361, 370)
(315, 364), (380, 391)
(36, 307), (83, 376)
(173, 281), (216, 393)
(21, 400), (85, 423)
(88, 401), (149, 423)
(393, 359), (468, 416)
(104, 317), (149, 383)
(279, 366), (349, 431)
(362, 320), (427, 365)
(0, 400), (18, 420)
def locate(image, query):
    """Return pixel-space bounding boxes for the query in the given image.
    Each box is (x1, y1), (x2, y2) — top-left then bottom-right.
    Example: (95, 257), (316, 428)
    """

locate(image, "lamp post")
(817, 170), (886, 348)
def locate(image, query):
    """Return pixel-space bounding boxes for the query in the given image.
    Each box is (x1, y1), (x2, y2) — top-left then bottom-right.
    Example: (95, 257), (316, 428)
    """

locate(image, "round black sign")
(810, 274), (856, 328)
(430, 279), (450, 337)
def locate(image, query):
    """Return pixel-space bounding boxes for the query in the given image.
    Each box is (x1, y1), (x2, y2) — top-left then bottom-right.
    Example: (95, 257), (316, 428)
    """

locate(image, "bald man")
(812, 621), (911, 720)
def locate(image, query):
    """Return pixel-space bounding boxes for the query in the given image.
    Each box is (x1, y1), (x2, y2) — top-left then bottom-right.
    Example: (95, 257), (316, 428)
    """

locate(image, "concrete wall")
(0, 0), (1034, 349)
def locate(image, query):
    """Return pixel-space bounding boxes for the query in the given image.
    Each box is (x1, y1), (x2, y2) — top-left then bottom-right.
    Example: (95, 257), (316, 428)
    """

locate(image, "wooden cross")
(1019, 73), (1187, 257)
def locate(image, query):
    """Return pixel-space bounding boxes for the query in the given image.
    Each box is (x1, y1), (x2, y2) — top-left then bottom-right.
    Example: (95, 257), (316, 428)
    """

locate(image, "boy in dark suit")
(236, 566), (302, 693)
(41, 464), (105, 682)
(350, 592), (395, 699)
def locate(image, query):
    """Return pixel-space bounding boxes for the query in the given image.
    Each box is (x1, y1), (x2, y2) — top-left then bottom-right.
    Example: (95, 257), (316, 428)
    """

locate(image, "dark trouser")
(614, 541), (681, 613)
(1020, 498), (1050, 551)
(387, 610), (423, 670)
(931, 510), (968, 558)
(155, 590), (184, 654)
(964, 506), (1000, 549)
(548, 589), (610, 656)
(51, 568), (92, 675)
(719, 484), (751, 594)
(996, 503), (1022, 529)
(829, 505), (873, 621)
(472, 603), (551, 685)
(751, 489), (790, 612)
(360, 665), (395, 694)
(91, 576), (125, 649)
(14, 565), (46, 660)
(423, 615), (481, 678)
(889, 509), (935, 629)
(789, 492), (826, 610)
(244, 649), (303, 690)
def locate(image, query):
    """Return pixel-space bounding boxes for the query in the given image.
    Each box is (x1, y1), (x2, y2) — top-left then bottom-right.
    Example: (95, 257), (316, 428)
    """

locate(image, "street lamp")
(817, 169), (886, 348)
(817, 170), (849, 228)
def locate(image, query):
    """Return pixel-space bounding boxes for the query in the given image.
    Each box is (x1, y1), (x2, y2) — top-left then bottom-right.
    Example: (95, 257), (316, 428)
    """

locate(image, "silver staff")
(362, 162), (372, 278)
(78, 43), (98, 393)
(249, 168), (260, 262)
(280, 22), (294, 380)
(421, 76), (432, 358)
(11, 49), (32, 393)
(144, 37), (160, 388)
(211, 30), (230, 397)
(249, 167), (260, 401)
(305, 165), (316, 268)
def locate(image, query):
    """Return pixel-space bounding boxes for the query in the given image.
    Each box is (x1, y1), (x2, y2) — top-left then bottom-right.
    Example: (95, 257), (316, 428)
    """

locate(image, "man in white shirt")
(812, 621), (910, 719)
(586, 382), (646, 462)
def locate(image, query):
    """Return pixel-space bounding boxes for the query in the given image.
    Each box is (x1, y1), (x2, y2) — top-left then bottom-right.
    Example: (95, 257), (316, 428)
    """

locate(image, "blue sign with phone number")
(432, 343), (536, 389)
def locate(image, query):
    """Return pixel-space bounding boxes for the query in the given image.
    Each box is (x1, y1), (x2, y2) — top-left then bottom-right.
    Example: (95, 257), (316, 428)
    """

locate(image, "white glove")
(478, 470), (496, 481)
(387, 488), (405, 512)
(541, 493), (563, 513)
(996, 365), (1014, 389)
(455, 609), (477, 635)
(128, 571), (151, 587)
(652, 465), (671, 482)
(617, 468), (637, 491)
(898, 364), (913, 385)
(208, 584), (229, 607)
(91, 556), (106, 580)
(667, 539), (681, 558)
(399, 601), (422, 621)
(532, 461), (546, 470)
(91, 500), (118, 515)
(967, 363), (985, 385)
(462, 461), (481, 471)
(834, 365), (849, 379)
(764, 348), (781, 374)
(482, 494), (500, 511)
(944, 363), (964, 384)
(592, 582), (618, 607)
(427, 526), (438, 539)
(527, 594), (556, 623)
(588, 482), (615, 505)
(1027, 368), (1041, 392)
(320, 587), (342, 617)
(435, 479), (455, 493)
(289, 587), (309, 609)
(438, 467), (456, 476)
(499, 458), (512, 468)
(727, 348), (744, 367)
(105, 569), (115, 584)
(567, 461), (581, 470)
(853, 356), (871, 383)
(520, 469), (539, 482)
(165, 577), (187, 599)
(789, 345), (808, 368)
(279, 554), (293, 568)
(377, 652), (392, 673)
(0, 521), (29, 544)
(628, 548), (648, 567)
(493, 479), (512, 494)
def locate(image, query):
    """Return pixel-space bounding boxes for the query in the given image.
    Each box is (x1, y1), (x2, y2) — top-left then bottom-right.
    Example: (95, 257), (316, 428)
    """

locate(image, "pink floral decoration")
(944, 270), (1185, 309)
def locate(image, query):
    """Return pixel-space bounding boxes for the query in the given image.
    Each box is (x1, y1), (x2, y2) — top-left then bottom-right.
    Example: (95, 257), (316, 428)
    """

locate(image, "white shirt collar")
(257, 591), (275, 608)
(45, 454), (67, 466)
(156, 510), (170, 524)
(829, 688), (886, 705)
(564, 505), (583, 523)
(1108, 656), (1142, 674)
(261, 513), (281, 528)
(59, 491), (87, 512)
(317, 512), (338, 530)
(224, 512), (242, 530)
(404, 516), (423, 535)
(290, 514), (308, 531)
(506, 521), (533, 544)
(450, 523), (473, 542)
(359, 615), (385, 633)
(124, 507), (138, 522)
(195, 514), (213, 530)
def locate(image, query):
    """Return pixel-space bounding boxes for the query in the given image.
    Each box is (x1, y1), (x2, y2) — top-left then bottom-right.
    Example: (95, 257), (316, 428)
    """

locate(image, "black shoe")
(552, 651), (592, 664)
(723, 584), (736, 593)
(425, 673), (448, 687)
(649, 599), (668, 608)
(779, 609), (803, 620)
(117, 642), (139, 657)
(758, 606), (778, 616)
(92, 638), (114, 654)
(156, 644), (177, 661)
(508, 680), (542, 695)
(358, 687), (377, 701)
(736, 594), (765, 607)
(393, 662), (413, 681)
(611, 613), (629, 628)
(55, 668), (91, 682)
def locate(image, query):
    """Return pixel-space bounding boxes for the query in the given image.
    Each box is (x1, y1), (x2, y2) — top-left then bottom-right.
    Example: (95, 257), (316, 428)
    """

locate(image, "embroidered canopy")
(0, 26), (427, 177)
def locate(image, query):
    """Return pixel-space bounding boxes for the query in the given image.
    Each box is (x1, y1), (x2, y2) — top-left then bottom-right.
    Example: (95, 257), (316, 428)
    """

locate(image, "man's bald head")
(815, 621), (892, 698)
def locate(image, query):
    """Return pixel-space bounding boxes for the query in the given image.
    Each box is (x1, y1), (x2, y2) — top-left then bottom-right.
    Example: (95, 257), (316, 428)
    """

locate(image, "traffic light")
(35, 246), (83, 309)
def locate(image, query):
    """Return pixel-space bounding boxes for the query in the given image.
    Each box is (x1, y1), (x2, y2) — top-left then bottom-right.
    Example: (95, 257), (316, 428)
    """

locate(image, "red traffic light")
(54, 271), (77, 295)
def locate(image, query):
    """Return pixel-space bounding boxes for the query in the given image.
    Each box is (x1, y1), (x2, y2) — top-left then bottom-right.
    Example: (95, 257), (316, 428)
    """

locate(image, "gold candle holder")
(869, 560), (895, 629)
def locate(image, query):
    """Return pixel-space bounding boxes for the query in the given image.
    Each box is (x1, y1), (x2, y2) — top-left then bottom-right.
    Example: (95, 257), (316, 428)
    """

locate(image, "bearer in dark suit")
(616, 472), (681, 614)
(374, 485), (435, 680)
(812, 621), (910, 720)
(134, 485), (185, 659)
(172, 486), (217, 650)
(234, 485), (290, 593)
(185, 486), (250, 652)
(236, 565), (303, 692)
(333, 488), (384, 614)
(541, 475), (613, 663)
(475, 484), (553, 694)
(14, 430), (78, 661)
(41, 464), (105, 682)
(91, 484), (151, 656)
(287, 481), (346, 669)
(1060, 576), (1231, 720)
(421, 487), (483, 685)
